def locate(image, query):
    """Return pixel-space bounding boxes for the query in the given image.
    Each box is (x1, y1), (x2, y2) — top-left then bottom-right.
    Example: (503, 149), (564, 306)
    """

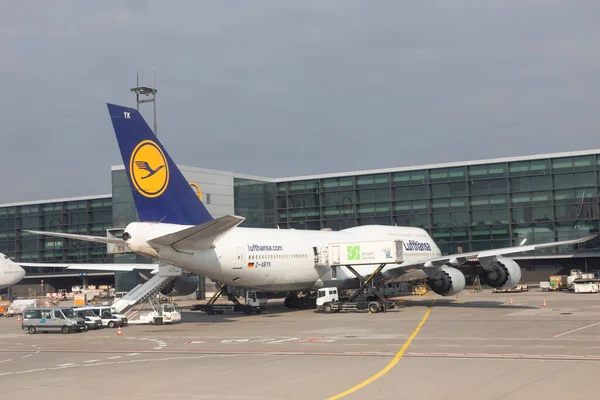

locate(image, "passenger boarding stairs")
(111, 274), (173, 314)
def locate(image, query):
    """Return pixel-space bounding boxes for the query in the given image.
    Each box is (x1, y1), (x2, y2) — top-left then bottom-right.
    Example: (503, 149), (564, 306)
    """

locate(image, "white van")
(22, 307), (87, 334)
(74, 306), (125, 328)
(73, 308), (103, 330)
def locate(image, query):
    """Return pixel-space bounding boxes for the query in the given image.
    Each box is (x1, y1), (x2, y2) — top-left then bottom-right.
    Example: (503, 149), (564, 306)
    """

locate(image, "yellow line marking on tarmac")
(326, 299), (436, 400)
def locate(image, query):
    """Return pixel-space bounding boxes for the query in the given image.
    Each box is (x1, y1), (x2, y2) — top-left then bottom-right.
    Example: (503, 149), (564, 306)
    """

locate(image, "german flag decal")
(247, 263), (255, 268)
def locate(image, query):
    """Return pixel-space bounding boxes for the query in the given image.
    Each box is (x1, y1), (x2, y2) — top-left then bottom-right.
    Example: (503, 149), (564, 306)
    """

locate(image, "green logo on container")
(347, 245), (361, 260)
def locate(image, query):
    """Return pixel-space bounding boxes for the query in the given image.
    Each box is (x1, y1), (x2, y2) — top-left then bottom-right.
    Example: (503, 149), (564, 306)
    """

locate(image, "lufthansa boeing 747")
(26, 104), (596, 301)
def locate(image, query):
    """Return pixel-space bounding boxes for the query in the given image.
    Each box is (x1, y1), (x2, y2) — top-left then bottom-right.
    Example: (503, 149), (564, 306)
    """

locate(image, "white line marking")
(553, 321), (600, 338)
(485, 345), (511, 348)
(0, 372), (13, 377)
(83, 360), (100, 363)
(128, 353), (140, 356)
(153, 347), (162, 350)
(57, 363), (75, 367)
(536, 346), (565, 348)
(0, 359), (12, 363)
(82, 362), (115, 367)
(107, 356), (122, 360)
(269, 337), (299, 344)
(22, 354), (31, 358)
(16, 368), (46, 374)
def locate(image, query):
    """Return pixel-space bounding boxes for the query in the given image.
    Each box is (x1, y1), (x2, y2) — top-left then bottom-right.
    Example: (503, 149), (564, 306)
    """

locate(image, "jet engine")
(480, 256), (521, 290)
(160, 275), (199, 296)
(427, 266), (466, 296)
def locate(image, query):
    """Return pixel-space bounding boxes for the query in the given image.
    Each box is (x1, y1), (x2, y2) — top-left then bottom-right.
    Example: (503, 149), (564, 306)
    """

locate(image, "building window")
(554, 172), (596, 190)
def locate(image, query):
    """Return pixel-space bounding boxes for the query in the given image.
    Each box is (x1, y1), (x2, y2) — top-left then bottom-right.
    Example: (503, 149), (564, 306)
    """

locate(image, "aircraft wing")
(17, 262), (158, 273)
(392, 234), (597, 271)
(378, 234), (597, 282)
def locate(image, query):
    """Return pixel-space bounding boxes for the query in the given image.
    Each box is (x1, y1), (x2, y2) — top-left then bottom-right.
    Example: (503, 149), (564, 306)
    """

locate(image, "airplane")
(0, 254), (26, 290)
(25, 103), (597, 307)
(0, 254), (199, 297)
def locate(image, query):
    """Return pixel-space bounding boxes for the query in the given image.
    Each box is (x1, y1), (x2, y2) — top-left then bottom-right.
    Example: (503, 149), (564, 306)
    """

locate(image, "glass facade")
(275, 155), (600, 255)
(3, 152), (600, 290)
(111, 169), (154, 291)
(112, 169), (138, 229)
(0, 196), (113, 273)
(234, 178), (276, 228)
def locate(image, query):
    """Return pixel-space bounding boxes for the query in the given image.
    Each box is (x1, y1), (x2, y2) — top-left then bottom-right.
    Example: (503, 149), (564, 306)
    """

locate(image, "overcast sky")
(1, 1), (600, 203)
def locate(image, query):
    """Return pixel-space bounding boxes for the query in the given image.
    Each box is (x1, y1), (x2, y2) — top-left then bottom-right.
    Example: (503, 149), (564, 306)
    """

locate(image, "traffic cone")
(542, 299), (547, 308)
(117, 326), (122, 337)
(455, 296), (459, 302)
(509, 298), (514, 305)
(17, 314), (21, 322)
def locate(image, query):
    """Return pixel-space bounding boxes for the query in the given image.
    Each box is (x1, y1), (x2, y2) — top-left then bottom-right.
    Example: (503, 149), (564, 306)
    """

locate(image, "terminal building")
(2, 149), (600, 296)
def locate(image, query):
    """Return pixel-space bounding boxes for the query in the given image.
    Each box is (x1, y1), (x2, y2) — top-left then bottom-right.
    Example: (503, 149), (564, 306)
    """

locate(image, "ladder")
(111, 274), (174, 314)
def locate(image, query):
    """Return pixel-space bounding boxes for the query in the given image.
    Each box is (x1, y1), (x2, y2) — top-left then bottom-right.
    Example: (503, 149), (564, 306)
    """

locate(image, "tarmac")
(1, 289), (600, 399)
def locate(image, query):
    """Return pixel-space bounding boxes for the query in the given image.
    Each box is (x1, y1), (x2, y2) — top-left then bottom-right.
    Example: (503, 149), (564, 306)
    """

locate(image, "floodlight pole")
(130, 67), (158, 136)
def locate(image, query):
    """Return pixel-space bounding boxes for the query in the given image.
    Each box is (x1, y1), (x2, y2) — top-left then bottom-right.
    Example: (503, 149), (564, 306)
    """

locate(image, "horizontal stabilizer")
(24, 230), (124, 245)
(18, 262), (157, 273)
(148, 215), (245, 251)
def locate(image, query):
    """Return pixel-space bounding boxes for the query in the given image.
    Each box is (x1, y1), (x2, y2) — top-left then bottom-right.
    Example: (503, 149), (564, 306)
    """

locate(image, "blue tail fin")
(106, 103), (213, 225)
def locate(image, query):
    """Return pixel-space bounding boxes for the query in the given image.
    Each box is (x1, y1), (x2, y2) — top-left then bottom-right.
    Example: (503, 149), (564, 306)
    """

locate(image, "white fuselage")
(125, 223), (442, 291)
(0, 256), (26, 290)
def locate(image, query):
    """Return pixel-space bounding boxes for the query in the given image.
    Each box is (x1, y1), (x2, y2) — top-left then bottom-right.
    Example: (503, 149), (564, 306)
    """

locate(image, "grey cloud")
(1, 1), (600, 203)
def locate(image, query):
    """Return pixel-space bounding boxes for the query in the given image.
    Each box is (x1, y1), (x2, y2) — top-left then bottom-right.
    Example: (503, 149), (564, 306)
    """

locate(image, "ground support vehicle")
(139, 300), (182, 324)
(317, 263), (404, 313)
(22, 307), (87, 334)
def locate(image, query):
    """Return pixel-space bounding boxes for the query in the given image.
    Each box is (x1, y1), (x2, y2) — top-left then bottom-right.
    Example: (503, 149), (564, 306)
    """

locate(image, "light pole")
(130, 66), (158, 136)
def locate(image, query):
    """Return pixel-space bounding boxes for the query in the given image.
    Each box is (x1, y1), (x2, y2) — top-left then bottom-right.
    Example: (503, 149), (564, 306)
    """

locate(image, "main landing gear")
(192, 283), (267, 315)
(284, 291), (317, 309)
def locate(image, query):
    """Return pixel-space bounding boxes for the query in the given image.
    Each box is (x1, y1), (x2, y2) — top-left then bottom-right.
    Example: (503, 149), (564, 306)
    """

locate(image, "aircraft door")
(234, 247), (245, 269)
(331, 245), (340, 265)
